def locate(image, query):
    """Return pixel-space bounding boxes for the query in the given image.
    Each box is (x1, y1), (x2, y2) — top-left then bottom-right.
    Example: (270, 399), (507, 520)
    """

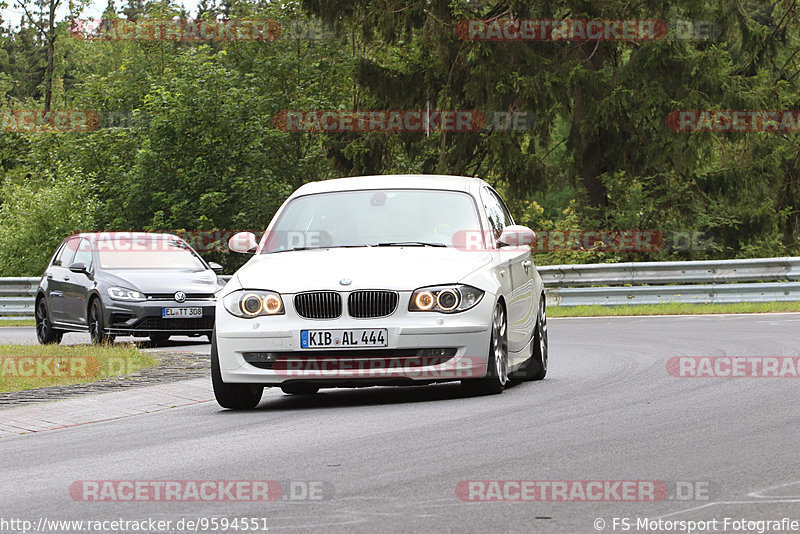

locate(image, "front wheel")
(462, 302), (508, 396)
(35, 299), (63, 345)
(89, 299), (115, 345)
(211, 329), (264, 410)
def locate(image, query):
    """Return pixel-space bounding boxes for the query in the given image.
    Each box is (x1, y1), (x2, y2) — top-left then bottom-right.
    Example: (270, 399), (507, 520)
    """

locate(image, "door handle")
(63, 276), (70, 281)
(46, 273), (53, 279)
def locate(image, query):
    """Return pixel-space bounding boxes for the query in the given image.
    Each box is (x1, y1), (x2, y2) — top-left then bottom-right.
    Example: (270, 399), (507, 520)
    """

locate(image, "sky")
(2, 0), (199, 29)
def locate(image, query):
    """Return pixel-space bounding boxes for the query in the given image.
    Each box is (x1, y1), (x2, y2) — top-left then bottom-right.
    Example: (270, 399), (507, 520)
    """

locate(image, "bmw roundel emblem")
(174, 291), (187, 303)
(339, 278), (352, 286)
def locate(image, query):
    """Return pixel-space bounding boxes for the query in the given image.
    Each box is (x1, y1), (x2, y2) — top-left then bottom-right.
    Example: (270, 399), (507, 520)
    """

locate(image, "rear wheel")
(35, 299), (63, 345)
(211, 329), (264, 410)
(462, 302), (508, 396)
(512, 295), (548, 381)
(88, 298), (115, 344)
(280, 383), (320, 395)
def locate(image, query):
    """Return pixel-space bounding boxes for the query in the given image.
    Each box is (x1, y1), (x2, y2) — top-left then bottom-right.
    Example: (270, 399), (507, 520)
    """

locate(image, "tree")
(15, 0), (59, 111)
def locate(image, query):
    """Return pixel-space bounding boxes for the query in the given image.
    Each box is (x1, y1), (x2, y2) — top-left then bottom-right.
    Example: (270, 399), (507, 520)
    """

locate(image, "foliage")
(0, 164), (96, 275)
(0, 0), (799, 274)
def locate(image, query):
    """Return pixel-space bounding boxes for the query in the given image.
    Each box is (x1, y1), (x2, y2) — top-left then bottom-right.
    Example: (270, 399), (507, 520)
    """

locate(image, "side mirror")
(208, 261), (223, 273)
(498, 225), (536, 248)
(228, 232), (258, 254)
(68, 262), (89, 274)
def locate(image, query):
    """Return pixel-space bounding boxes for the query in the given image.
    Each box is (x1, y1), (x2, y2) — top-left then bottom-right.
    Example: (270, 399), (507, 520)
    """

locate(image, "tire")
(88, 298), (115, 345)
(462, 302), (508, 396)
(211, 328), (264, 410)
(281, 383), (320, 395)
(35, 299), (63, 345)
(511, 295), (548, 381)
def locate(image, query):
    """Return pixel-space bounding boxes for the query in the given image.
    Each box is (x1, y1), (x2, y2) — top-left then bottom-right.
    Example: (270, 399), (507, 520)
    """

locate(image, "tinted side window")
(72, 239), (93, 271)
(52, 240), (77, 267)
(481, 187), (512, 240)
(495, 191), (514, 227)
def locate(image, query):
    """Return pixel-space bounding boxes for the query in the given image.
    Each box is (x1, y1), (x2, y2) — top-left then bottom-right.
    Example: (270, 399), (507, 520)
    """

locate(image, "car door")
(61, 238), (94, 326)
(481, 187), (535, 358)
(45, 239), (77, 322)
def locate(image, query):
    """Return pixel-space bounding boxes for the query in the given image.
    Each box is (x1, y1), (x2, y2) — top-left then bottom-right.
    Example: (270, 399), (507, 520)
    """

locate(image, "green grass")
(549, 301), (800, 317)
(0, 319), (35, 327)
(0, 343), (157, 392)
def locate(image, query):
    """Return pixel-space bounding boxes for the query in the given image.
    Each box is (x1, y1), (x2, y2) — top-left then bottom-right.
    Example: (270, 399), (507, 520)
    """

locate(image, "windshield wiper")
(375, 241), (447, 247)
(269, 245), (369, 253)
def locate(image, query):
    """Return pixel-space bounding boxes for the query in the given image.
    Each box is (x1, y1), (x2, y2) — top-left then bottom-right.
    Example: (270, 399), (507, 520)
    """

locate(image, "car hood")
(235, 247), (493, 293)
(100, 269), (220, 294)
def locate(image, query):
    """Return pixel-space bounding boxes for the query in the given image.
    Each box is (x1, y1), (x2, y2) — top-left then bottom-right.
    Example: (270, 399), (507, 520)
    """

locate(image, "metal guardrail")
(538, 257), (800, 287)
(0, 277), (38, 318)
(538, 257), (800, 306)
(545, 281), (800, 307)
(3, 257), (800, 317)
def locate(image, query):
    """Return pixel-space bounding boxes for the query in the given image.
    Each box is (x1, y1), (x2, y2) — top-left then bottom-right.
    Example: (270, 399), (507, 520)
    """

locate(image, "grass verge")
(0, 343), (158, 392)
(0, 319), (35, 327)
(549, 301), (800, 317)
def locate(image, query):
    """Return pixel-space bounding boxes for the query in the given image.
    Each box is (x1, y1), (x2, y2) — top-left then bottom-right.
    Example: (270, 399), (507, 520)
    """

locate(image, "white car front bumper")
(215, 291), (494, 386)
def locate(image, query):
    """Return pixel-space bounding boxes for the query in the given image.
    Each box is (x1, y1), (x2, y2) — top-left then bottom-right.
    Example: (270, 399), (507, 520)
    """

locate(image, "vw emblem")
(174, 291), (187, 303)
(339, 278), (352, 286)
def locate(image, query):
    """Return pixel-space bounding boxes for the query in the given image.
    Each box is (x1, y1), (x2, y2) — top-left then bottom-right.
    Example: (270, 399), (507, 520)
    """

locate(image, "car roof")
(292, 174), (490, 196)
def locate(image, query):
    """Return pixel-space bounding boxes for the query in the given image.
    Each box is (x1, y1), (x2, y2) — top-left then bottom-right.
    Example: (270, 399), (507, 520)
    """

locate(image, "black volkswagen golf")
(35, 232), (224, 344)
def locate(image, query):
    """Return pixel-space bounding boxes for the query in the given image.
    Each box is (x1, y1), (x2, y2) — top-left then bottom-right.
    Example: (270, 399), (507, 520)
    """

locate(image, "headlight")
(223, 290), (285, 318)
(107, 287), (146, 302)
(409, 285), (484, 313)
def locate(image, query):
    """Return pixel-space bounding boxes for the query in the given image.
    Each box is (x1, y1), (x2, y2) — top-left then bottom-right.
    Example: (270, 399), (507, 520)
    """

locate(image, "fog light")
(417, 348), (458, 358)
(242, 352), (278, 363)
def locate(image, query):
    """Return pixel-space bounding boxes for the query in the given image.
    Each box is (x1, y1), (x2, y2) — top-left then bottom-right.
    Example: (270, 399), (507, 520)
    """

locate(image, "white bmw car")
(212, 175), (548, 409)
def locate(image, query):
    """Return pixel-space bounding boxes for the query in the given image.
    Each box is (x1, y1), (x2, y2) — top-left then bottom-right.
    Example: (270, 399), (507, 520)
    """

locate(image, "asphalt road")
(1, 314), (800, 533)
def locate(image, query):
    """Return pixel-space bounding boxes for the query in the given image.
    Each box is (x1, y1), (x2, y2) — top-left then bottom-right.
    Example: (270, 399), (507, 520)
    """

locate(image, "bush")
(0, 168), (97, 276)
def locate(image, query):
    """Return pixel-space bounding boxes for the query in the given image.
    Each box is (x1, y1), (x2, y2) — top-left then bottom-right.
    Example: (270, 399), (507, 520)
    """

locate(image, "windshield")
(96, 238), (207, 270)
(263, 189), (481, 253)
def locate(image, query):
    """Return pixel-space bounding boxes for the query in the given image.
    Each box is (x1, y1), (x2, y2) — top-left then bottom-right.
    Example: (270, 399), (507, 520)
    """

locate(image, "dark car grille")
(133, 316), (214, 332)
(348, 290), (398, 318)
(243, 348), (456, 370)
(294, 292), (342, 319)
(145, 293), (215, 301)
